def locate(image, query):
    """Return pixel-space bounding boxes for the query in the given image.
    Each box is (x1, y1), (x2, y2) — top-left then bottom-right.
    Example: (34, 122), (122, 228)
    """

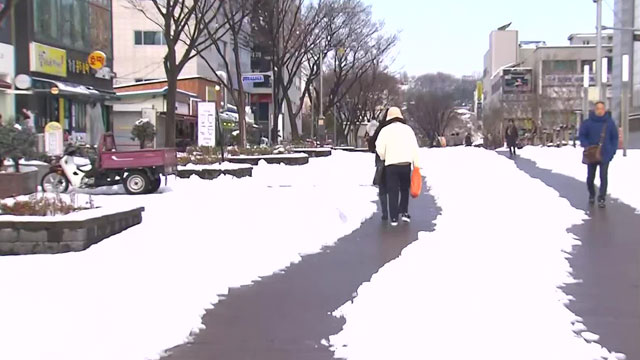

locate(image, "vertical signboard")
(198, 102), (216, 147)
(44, 122), (64, 156)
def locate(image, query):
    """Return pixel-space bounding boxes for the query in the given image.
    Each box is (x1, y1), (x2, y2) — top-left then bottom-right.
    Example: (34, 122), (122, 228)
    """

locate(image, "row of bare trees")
(405, 73), (476, 145)
(127, 0), (397, 147)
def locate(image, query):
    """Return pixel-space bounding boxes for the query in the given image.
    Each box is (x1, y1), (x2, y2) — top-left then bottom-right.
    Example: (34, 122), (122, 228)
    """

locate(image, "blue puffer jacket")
(579, 111), (619, 163)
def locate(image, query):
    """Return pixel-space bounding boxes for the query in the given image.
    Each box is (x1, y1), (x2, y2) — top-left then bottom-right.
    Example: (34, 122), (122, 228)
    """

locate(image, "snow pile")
(519, 147), (640, 213)
(329, 147), (620, 360)
(0, 152), (378, 360)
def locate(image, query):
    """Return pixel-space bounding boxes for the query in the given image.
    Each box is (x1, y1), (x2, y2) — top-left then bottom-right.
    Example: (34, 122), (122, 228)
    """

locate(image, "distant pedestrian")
(579, 101), (619, 208)
(368, 116), (389, 221)
(464, 133), (472, 147)
(375, 107), (420, 226)
(505, 120), (519, 156)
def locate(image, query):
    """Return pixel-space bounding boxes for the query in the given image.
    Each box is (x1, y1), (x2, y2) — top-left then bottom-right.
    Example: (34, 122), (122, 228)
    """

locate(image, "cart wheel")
(147, 176), (162, 194)
(124, 171), (150, 195)
(41, 171), (70, 193)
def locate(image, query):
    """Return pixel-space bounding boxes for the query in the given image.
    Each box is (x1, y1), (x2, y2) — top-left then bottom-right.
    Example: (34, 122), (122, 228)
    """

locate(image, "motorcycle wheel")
(41, 171), (70, 193)
(123, 171), (150, 195)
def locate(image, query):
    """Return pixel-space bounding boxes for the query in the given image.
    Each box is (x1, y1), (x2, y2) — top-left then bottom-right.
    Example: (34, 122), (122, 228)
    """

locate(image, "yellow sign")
(88, 50), (107, 70)
(45, 121), (62, 133)
(30, 42), (67, 77)
(476, 81), (483, 101)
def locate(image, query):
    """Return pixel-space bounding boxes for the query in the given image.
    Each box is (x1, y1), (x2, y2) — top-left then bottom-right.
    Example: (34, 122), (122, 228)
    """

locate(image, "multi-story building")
(482, 28), (613, 144)
(613, 0), (640, 132)
(0, 0), (14, 120)
(8, 0), (116, 144)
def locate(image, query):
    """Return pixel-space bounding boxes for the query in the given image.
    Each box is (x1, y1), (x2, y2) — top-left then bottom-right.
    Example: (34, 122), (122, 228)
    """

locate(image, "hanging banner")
(44, 122), (64, 156)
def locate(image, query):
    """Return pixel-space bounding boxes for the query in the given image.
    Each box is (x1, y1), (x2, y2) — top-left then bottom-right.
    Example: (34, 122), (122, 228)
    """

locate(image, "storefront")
(0, 0), (14, 120)
(12, 0), (115, 144)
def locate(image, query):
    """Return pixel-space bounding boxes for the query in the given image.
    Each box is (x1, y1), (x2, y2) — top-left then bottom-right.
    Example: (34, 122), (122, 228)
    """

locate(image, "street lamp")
(214, 84), (225, 162)
(594, 0), (604, 101)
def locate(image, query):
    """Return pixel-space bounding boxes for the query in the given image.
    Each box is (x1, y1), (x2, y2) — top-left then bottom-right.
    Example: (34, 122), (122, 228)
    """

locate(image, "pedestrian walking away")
(505, 119), (519, 157)
(579, 101), (619, 208)
(368, 113), (390, 221)
(375, 107), (420, 227)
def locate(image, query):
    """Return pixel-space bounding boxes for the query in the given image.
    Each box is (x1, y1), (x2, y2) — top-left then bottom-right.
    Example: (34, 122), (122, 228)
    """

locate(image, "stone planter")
(226, 154), (309, 166)
(177, 167), (253, 180)
(0, 207), (145, 256)
(335, 147), (369, 153)
(0, 168), (38, 199)
(292, 148), (332, 158)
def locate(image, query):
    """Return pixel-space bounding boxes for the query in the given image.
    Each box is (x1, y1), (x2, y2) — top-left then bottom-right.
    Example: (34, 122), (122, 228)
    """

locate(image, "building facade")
(482, 28), (613, 144)
(11, 0), (115, 145)
(613, 0), (640, 131)
(0, 0), (14, 120)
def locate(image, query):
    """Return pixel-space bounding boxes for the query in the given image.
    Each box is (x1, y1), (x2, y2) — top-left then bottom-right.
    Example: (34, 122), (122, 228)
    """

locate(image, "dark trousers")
(379, 185), (388, 217)
(587, 162), (610, 200)
(385, 164), (411, 220)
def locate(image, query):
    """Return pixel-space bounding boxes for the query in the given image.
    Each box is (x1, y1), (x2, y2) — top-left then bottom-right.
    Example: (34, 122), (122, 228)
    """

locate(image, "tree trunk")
(284, 95), (300, 141)
(232, 34), (247, 148)
(165, 68), (178, 148)
(140, 139), (145, 149)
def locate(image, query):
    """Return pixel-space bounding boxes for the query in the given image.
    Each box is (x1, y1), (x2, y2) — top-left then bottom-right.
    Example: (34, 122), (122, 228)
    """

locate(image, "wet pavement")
(162, 190), (440, 360)
(511, 153), (640, 359)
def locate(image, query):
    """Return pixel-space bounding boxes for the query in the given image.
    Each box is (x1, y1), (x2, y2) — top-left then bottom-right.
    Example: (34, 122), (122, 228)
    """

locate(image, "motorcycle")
(41, 144), (122, 193)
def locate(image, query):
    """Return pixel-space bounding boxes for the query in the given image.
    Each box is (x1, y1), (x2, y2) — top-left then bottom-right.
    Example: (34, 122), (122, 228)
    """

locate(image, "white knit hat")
(386, 107), (403, 121)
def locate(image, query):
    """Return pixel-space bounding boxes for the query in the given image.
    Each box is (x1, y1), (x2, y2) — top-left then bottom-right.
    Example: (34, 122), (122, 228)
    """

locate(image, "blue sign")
(242, 74), (265, 83)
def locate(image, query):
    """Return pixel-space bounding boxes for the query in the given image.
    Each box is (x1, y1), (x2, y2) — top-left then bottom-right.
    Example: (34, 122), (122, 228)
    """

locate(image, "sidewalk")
(161, 190), (440, 360)
(513, 155), (640, 359)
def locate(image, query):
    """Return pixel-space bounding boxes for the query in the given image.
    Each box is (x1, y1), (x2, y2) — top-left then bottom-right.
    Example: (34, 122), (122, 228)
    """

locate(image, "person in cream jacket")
(375, 107), (420, 226)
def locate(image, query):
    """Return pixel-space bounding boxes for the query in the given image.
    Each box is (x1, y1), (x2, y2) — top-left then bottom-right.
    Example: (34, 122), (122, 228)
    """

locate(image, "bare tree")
(197, 0), (256, 147)
(253, 0), (327, 141)
(127, 0), (225, 147)
(405, 73), (476, 145)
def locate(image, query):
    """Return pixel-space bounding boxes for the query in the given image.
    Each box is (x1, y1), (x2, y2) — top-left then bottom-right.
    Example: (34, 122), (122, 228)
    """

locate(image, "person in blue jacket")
(579, 101), (619, 208)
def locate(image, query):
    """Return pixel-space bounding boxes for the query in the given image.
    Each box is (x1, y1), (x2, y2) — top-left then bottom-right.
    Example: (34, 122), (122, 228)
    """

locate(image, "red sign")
(251, 94), (272, 103)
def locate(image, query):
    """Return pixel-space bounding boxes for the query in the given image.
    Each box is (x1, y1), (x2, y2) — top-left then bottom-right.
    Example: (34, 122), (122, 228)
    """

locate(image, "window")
(33, 0), (112, 56)
(543, 60), (577, 75)
(60, 0), (89, 50)
(34, 0), (59, 43)
(583, 40), (590, 45)
(135, 31), (166, 45)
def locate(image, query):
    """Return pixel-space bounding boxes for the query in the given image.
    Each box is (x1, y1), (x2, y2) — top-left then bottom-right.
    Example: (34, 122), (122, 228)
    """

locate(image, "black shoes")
(401, 213), (411, 223)
(382, 214), (388, 221)
(390, 219), (399, 227)
(589, 196), (595, 205)
(598, 198), (606, 208)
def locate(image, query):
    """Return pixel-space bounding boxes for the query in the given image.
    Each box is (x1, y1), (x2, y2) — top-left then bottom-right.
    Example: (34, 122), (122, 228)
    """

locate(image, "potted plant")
(131, 118), (156, 149)
(0, 121), (39, 198)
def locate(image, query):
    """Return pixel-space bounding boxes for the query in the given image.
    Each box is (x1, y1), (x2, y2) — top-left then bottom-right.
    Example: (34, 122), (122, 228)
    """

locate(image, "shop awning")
(31, 77), (118, 101)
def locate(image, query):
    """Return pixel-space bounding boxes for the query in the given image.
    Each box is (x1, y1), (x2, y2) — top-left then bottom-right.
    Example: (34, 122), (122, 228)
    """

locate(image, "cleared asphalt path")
(513, 154), (640, 359)
(162, 188), (440, 360)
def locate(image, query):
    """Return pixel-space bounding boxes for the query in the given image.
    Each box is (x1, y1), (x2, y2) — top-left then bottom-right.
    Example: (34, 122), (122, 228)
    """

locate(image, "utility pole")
(622, 54), (630, 156)
(318, 49), (325, 143)
(582, 65), (589, 145)
(595, 0), (604, 101)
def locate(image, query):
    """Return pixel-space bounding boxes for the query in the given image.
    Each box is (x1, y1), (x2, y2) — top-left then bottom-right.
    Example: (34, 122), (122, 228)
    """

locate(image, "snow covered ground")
(0, 151), (378, 360)
(519, 146), (640, 213)
(329, 147), (623, 360)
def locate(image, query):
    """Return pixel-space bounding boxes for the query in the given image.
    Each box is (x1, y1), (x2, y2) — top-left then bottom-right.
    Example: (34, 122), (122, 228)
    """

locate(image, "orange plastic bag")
(410, 167), (422, 198)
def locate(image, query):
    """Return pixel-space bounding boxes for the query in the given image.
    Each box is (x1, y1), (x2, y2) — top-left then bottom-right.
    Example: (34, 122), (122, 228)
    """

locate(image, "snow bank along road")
(0, 148), (632, 360)
(0, 152), (378, 360)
